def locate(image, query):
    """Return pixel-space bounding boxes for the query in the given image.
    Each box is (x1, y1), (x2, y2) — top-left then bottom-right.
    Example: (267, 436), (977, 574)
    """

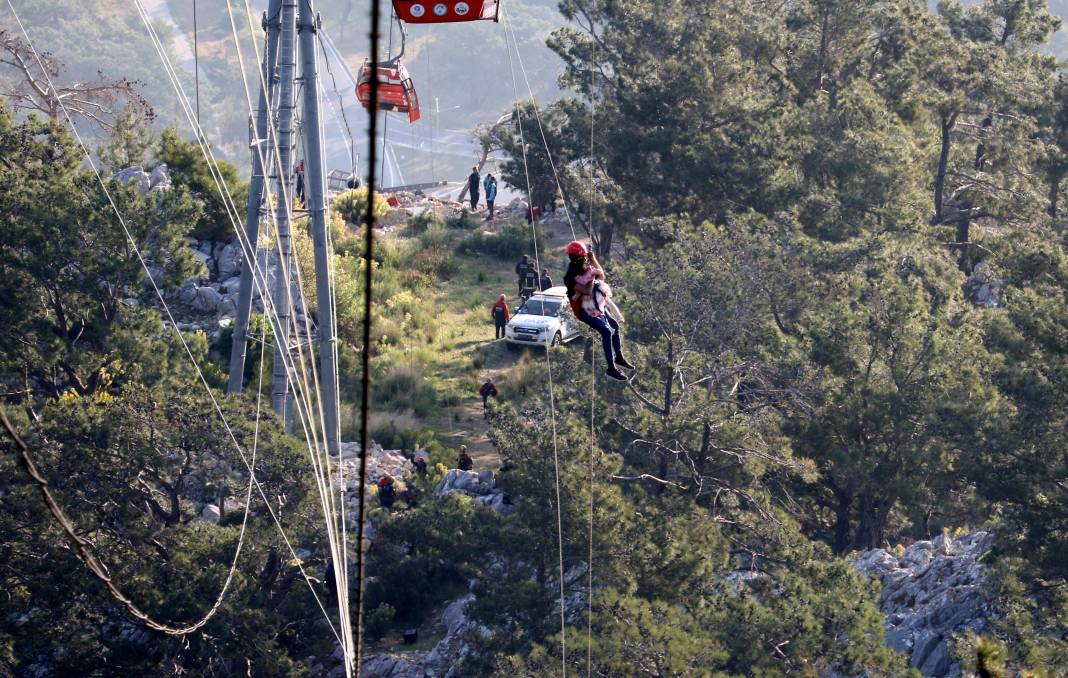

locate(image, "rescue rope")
(356, 0), (386, 671)
(502, 6), (568, 673)
(586, 35), (598, 677)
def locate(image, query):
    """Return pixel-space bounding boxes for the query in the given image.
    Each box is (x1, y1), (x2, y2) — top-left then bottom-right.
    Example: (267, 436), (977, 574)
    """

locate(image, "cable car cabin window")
(355, 62), (421, 123)
(393, 0), (499, 23)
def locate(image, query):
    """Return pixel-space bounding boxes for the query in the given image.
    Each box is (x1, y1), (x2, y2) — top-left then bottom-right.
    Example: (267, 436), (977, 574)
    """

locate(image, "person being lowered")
(563, 241), (634, 382)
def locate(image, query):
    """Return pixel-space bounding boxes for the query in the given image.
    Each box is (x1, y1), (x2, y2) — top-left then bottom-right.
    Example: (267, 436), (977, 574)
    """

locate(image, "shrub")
(447, 208), (478, 230)
(405, 210), (443, 235)
(333, 188), (388, 224)
(376, 364), (439, 418)
(458, 222), (544, 261)
(365, 603), (396, 639)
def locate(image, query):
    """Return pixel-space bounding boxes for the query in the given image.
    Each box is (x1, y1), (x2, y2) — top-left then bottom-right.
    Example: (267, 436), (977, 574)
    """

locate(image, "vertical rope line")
(586, 34), (597, 678)
(379, 6), (394, 186)
(503, 9), (567, 673)
(356, 0), (383, 671)
(193, 0), (200, 124)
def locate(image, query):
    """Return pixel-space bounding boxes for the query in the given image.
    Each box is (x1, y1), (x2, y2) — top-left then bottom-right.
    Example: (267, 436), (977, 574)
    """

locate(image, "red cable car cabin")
(356, 60), (421, 123)
(392, 0), (499, 23)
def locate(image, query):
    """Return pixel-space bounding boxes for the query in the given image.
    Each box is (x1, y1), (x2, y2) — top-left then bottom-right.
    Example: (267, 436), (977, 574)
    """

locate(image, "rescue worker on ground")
(467, 166), (480, 210)
(539, 269), (553, 291)
(492, 294), (511, 340)
(458, 445), (474, 471)
(378, 475), (397, 509)
(479, 377), (498, 415)
(515, 255), (534, 297)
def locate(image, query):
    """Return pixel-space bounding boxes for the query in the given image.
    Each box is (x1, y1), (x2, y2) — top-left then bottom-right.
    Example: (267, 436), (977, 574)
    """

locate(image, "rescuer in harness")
(563, 241), (633, 382)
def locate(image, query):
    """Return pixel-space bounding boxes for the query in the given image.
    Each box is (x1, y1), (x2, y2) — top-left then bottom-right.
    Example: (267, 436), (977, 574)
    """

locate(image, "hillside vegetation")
(1, 0), (1067, 676)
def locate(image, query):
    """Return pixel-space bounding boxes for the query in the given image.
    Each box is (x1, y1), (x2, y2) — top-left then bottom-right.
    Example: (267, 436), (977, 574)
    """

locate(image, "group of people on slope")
(467, 166), (499, 219)
(515, 254), (552, 297)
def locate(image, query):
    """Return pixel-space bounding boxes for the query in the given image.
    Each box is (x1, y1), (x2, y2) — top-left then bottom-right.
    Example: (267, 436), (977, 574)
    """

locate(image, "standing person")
(515, 255), (533, 297)
(491, 294), (510, 340)
(295, 160), (306, 207)
(563, 241), (634, 382)
(479, 377), (498, 414)
(539, 269), (553, 291)
(484, 174), (498, 219)
(378, 475), (397, 509)
(467, 166), (480, 210)
(458, 445), (474, 471)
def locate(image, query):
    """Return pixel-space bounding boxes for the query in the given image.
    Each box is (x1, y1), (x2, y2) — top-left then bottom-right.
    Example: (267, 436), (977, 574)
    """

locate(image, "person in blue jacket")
(484, 173), (498, 219)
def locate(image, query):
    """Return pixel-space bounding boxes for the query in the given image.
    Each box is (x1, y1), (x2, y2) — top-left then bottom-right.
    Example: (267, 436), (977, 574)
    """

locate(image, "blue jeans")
(579, 310), (623, 367)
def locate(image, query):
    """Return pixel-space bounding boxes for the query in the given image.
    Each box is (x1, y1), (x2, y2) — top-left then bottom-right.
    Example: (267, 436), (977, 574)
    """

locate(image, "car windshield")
(517, 298), (561, 317)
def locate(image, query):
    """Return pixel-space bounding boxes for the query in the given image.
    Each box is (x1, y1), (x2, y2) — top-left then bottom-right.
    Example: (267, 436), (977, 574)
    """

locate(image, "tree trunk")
(854, 492), (894, 550)
(833, 489), (853, 554)
(1049, 171), (1062, 220)
(956, 210), (972, 273)
(692, 421), (711, 498)
(934, 112), (956, 222)
(656, 341), (674, 495)
(594, 222), (614, 265)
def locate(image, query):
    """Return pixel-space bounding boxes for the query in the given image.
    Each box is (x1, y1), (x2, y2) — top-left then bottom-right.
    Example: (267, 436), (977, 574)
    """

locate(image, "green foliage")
(97, 103), (156, 170)
(458, 223), (545, 261)
(0, 103), (201, 402)
(365, 603), (397, 639)
(157, 129), (247, 241)
(333, 187), (388, 224)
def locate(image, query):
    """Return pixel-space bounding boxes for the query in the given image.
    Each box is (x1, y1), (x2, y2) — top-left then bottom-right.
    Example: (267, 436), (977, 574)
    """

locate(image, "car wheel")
(551, 332), (562, 347)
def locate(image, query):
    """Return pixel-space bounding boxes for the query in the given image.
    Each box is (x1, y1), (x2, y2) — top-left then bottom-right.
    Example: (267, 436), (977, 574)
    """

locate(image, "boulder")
(217, 295), (237, 317)
(436, 469), (495, 497)
(191, 286), (223, 312)
(196, 504), (221, 524)
(217, 241), (244, 279)
(113, 166), (151, 193)
(219, 275), (243, 294)
(148, 164), (171, 190)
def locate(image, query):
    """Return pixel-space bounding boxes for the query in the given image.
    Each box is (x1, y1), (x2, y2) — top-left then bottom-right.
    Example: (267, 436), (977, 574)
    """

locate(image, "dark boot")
(605, 367), (627, 382)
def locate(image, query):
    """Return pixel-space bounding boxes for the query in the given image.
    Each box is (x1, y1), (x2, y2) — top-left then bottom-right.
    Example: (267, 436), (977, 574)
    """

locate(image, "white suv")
(505, 286), (580, 348)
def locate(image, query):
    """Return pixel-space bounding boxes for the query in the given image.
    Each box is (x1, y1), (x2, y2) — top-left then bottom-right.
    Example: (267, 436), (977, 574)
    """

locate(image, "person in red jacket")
(491, 294), (510, 340)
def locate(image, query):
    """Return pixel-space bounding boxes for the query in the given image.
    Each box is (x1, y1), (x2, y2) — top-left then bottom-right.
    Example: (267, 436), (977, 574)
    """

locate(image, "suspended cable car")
(392, 0), (499, 23)
(356, 59), (421, 123)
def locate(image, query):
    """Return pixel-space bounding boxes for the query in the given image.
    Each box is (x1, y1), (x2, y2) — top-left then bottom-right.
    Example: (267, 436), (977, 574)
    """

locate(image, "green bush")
(458, 222), (544, 261)
(333, 188), (389, 224)
(376, 364), (439, 418)
(405, 210), (443, 235)
(365, 603), (396, 639)
(447, 208), (478, 230)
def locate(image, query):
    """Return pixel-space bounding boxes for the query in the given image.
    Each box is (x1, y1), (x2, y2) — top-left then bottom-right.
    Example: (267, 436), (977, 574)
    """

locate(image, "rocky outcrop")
(964, 262), (1003, 309)
(854, 532), (995, 677)
(113, 164), (172, 194)
(360, 593), (482, 678)
(436, 469), (515, 515)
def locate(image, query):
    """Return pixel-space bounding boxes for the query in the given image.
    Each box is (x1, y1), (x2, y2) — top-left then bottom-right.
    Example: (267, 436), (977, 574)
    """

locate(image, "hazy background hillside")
(2, 0), (564, 184)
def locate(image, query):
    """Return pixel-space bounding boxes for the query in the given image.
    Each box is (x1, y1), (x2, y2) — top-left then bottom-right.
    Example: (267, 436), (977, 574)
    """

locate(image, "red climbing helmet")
(566, 241), (588, 258)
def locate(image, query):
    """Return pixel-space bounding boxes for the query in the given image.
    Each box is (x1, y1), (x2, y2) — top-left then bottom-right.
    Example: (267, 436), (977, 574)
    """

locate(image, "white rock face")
(855, 532), (995, 677)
